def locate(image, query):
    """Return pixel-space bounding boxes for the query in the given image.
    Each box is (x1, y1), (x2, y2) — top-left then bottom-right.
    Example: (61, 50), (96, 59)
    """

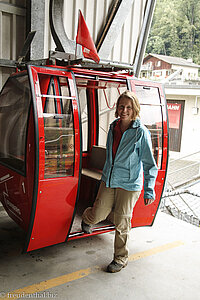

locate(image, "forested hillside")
(146, 0), (200, 64)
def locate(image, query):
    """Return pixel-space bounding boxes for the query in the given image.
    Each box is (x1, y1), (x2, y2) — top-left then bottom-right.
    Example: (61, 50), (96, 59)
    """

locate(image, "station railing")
(160, 151), (200, 227)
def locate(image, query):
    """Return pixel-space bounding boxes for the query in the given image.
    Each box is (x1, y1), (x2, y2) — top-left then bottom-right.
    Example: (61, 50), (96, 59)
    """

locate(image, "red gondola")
(0, 61), (168, 252)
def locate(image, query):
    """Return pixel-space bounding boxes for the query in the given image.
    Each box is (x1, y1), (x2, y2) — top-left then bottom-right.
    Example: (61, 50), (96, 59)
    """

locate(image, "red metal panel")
(0, 166), (30, 230)
(87, 88), (98, 150)
(132, 170), (165, 227)
(28, 177), (78, 250)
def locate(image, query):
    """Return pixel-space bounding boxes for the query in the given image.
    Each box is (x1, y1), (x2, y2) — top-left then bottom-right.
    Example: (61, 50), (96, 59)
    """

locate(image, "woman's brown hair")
(115, 90), (140, 120)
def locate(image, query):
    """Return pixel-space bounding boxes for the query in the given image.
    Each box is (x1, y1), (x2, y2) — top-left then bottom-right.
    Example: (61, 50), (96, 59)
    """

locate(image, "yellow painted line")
(129, 240), (184, 262)
(2, 241), (184, 299)
(1, 266), (100, 300)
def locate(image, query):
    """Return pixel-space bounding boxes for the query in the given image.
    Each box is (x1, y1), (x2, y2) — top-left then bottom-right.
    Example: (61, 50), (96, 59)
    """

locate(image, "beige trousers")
(82, 181), (140, 265)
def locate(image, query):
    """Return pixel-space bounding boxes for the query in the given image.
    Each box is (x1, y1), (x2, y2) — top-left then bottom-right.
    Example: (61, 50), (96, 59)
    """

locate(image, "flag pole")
(75, 10), (80, 60)
(75, 43), (77, 60)
(75, 9), (100, 63)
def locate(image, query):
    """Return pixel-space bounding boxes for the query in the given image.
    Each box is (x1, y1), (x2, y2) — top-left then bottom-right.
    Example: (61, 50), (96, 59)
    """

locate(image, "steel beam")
(30, 0), (47, 60)
(49, 0), (75, 54)
(0, 2), (26, 16)
(0, 59), (16, 68)
(97, 0), (135, 60)
(133, 0), (156, 77)
(17, 31), (36, 63)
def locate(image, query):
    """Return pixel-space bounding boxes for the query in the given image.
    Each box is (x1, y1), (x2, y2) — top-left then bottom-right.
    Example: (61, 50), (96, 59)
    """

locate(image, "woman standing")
(81, 90), (158, 273)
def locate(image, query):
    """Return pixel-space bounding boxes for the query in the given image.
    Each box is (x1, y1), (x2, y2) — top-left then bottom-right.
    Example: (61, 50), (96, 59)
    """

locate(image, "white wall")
(0, 0), (150, 89)
(0, 0), (26, 88)
(171, 64), (199, 80)
(44, 0), (148, 63)
(166, 90), (200, 159)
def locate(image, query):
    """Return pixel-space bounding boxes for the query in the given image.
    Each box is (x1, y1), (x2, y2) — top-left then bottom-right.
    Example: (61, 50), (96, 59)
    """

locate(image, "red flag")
(76, 10), (100, 63)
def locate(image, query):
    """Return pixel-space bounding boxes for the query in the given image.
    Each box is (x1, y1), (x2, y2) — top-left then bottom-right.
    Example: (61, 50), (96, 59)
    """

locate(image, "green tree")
(177, 0), (200, 62)
(146, 0), (200, 64)
(147, 0), (180, 56)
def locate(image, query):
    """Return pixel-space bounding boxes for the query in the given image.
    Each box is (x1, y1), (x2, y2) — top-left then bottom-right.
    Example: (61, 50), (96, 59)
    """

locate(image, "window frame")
(133, 83), (165, 170)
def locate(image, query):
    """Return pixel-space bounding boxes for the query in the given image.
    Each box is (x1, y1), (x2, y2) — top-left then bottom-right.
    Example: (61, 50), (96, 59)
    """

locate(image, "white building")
(141, 54), (200, 158)
(165, 84), (200, 158)
(141, 53), (200, 83)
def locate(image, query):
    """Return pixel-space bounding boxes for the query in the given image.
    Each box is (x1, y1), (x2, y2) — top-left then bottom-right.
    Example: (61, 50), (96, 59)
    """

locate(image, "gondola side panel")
(0, 74), (35, 231)
(132, 170), (165, 227)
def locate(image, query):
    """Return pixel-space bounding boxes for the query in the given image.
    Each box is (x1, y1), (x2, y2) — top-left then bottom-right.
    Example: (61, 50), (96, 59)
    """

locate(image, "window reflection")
(0, 75), (31, 174)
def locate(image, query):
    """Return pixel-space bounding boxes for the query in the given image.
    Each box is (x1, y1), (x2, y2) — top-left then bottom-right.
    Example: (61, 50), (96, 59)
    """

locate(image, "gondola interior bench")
(80, 146), (106, 209)
(81, 145), (106, 181)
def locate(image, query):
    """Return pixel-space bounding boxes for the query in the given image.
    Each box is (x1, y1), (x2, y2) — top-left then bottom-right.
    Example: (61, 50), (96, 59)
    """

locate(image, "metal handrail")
(161, 152), (200, 226)
(168, 150), (200, 176)
(168, 161), (200, 175)
(169, 150), (200, 163)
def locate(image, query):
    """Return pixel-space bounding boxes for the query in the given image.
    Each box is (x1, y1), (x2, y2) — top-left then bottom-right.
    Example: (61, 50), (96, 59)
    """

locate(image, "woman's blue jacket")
(101, 118), (158, 199)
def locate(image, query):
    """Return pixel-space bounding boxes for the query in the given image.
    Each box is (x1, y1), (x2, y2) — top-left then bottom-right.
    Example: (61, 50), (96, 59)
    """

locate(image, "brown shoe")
(81, 221), (92, 234)
(107, 260), (128, 273)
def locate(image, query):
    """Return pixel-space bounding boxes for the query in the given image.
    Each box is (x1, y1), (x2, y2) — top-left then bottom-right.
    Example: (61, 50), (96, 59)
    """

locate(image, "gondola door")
(130, 80), (168, 228)
(24, 66), (81, 252)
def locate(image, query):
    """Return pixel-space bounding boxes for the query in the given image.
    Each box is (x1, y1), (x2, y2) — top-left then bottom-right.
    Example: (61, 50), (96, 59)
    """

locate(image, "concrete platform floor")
(0, 209), (200, 300)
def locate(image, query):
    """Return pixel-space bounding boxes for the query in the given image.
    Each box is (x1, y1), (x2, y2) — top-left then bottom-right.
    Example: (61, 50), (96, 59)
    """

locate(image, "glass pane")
(135, 85), (163, 169)
(75, 77), (92, 152)
(135, 85), (161, 105)
(77, 88), (88, 152)
(44, 113), (74, 178)
(98, 81), (127, 147)
(42, 77), (74, 178)
(44, 83), (56, 113)
(0, 75), (31, 174)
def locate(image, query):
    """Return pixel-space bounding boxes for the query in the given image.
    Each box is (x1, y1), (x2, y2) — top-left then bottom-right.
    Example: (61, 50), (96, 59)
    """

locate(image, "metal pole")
(133, 0), (156, 77)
